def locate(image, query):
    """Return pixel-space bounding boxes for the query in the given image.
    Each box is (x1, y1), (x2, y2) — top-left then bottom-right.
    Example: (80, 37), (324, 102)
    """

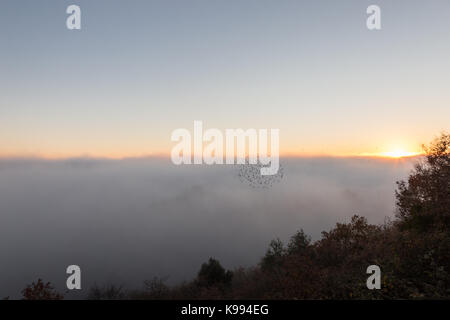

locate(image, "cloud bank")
(0, 157), (415, 298)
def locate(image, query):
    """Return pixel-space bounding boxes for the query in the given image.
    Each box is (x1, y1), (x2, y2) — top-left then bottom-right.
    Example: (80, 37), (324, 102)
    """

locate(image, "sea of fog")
(0, 157), (416, 298)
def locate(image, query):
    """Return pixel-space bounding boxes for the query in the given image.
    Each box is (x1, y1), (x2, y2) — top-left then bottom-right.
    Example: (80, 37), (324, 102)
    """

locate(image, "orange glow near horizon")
(0, 134), (426, 160)
(379, 149), (422, 158)
(0, 148), (424, 160)
(358, 149), (423, 159)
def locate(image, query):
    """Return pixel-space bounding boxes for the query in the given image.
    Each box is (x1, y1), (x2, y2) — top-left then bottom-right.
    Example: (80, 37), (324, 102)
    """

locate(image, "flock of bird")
(237, 160), (284, 188)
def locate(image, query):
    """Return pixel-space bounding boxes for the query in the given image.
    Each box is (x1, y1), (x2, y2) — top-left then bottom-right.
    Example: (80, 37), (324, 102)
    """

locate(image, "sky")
(1, 0), (449, 158)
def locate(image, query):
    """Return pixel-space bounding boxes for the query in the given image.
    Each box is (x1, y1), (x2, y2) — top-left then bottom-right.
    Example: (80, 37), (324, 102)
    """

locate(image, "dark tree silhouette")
(197, 258), (233, 288)
(87, 284), (125, 300)
(396, 132), (450, 232)
(22, 279), (63, 300)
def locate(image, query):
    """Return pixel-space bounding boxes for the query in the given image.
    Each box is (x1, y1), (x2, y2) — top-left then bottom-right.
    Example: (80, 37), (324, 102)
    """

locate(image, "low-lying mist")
(0, 156), (416, 298)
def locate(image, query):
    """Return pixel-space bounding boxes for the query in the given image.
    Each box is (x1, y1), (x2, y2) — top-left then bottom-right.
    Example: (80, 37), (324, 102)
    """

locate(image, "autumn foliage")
(21, 279), (63, 300)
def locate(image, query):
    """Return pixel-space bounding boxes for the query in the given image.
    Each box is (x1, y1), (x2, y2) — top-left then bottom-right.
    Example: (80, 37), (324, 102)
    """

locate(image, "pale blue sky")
(1, 0), (449, 157)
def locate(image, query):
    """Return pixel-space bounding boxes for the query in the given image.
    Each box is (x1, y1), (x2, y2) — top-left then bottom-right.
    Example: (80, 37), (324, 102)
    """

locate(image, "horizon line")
(0, 153), (424, 161)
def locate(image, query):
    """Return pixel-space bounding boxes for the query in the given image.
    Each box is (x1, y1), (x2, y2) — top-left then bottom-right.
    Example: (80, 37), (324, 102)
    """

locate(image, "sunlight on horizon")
(0, 148), (425, 160)
(379, 149), (422, 158)
(359, 149), (423, 159)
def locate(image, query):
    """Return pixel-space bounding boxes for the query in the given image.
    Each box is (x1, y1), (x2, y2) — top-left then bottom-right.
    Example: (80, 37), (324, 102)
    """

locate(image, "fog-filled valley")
(0, 156), (416, 298)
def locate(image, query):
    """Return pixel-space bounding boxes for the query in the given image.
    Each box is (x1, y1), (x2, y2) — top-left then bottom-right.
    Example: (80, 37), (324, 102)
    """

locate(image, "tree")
(140, 277), (170, 299)
(197, 258), (233, 288)
(287, 229), (311, 255)
(87, 284), (125, 300)
(260, 238), (285, 271)
(22, 279), (63, 300)
(395, 133), (450, 232)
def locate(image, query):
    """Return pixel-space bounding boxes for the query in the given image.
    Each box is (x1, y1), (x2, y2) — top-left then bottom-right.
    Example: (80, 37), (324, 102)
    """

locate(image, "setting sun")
(380, 149), (421, 158)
